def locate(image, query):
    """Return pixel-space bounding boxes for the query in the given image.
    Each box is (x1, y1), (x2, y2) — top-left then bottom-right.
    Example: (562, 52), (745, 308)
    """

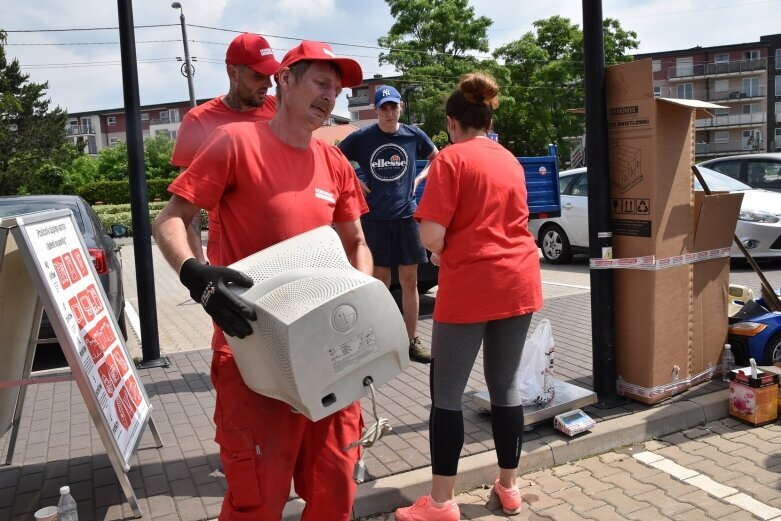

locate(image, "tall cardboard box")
(605, 59), (743, 404)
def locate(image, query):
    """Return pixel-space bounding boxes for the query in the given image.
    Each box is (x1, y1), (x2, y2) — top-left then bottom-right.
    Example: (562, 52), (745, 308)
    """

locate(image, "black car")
(699, 153), (781, 192)
(0, 195), (128, 341)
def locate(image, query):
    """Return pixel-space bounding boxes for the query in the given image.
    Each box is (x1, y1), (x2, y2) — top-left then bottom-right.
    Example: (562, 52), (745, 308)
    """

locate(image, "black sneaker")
(409, 337), (432, 364)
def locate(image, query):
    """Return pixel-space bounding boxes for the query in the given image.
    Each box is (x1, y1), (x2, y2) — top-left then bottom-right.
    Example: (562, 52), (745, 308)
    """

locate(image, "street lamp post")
(171, 2), (196, 107)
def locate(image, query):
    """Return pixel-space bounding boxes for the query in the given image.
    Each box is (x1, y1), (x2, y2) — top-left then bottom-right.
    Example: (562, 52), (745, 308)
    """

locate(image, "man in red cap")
(170, 32), (281, 265)
(154, 41), (370, 520)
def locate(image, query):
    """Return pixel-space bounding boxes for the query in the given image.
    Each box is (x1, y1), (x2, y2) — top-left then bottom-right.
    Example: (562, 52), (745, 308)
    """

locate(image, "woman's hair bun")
(459, 73), (499, 109)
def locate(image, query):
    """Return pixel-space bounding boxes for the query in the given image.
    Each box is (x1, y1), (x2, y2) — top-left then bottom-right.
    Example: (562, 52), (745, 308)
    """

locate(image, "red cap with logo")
(279, 41), (363, 87)
(225, 33), (280, 76)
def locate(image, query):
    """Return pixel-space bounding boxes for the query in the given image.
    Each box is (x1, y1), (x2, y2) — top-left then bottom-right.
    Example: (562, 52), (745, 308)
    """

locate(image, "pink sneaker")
(395, 495), (460, 521)
(492, 477), (522, 515)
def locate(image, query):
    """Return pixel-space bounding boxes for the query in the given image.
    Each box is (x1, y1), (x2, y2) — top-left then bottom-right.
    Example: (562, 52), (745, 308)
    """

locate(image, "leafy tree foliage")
(0, 29), (76, 195)
(143, 134), (178, 179)
(493, 16), (638, 158)
(376, 4), (639, 162)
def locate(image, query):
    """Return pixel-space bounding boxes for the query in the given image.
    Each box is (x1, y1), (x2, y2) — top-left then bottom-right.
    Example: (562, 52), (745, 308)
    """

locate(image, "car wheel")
(762, 331), (781, 365)
(118, 309), (129, 341)
(539, 224), (573, 264)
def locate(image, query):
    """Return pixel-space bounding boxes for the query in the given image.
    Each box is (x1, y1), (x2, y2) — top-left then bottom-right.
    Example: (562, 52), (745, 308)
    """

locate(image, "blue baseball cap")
(374, 85), (401, 107)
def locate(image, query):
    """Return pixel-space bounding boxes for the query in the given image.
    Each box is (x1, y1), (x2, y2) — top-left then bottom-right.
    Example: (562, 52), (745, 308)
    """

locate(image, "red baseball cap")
(279, 41), (363, 88)
(225, 33), (280, 76)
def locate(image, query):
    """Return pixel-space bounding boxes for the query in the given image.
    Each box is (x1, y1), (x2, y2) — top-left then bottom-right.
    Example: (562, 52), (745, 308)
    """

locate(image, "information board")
(1, 209), (160, 517)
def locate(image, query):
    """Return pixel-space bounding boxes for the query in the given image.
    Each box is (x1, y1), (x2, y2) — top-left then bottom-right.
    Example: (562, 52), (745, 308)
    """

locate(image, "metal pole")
(116, 0), (168, 368)
(582, 0), (622, 407)
(178, 10), (196, 107)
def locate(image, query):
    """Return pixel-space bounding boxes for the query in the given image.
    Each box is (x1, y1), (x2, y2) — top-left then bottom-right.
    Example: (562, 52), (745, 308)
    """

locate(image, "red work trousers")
(211, 350), (363, 521)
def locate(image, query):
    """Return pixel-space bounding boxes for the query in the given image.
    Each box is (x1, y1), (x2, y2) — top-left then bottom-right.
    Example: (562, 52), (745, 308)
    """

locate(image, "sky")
(3, 0), (781, 118)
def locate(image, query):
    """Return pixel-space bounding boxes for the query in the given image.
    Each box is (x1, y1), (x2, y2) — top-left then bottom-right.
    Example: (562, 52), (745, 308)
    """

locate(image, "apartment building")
(66, 99), (352, 155)
(636, 33), (781, 159)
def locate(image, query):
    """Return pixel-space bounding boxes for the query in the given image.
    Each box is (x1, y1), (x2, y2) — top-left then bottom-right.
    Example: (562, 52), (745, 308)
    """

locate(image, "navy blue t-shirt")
(339, 124), (435, 219)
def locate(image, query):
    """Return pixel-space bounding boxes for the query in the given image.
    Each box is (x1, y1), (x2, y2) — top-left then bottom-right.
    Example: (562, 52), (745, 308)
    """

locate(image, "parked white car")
(528, 166), (781, 264)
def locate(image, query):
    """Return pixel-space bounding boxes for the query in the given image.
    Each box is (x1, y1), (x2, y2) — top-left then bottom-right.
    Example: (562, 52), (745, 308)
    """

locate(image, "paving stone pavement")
(1, 240), (779, 520)
(357, 418), (781, 520)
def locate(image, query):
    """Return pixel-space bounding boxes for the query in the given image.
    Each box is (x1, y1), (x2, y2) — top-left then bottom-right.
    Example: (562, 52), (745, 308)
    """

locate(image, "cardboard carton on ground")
(605, 59), (743, 404)
(728, 368), (779, 426)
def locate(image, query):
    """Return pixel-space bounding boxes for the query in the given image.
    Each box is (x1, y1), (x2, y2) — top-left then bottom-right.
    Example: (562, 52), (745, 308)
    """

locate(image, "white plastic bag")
(518, 318), (555, 406)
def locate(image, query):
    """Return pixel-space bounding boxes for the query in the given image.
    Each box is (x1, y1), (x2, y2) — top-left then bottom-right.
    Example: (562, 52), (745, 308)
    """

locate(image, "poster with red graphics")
(16, 210), (151, 467)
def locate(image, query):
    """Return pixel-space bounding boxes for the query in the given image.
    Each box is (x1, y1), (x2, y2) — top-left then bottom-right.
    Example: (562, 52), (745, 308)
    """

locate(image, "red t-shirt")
(171, 96), (277, 265)
(169, 121), (368, 351)
(414, 137), (543, 323)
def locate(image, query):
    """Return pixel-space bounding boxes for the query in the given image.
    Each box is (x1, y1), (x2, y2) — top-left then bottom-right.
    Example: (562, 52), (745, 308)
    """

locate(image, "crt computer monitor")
(224, 226), (409, 421)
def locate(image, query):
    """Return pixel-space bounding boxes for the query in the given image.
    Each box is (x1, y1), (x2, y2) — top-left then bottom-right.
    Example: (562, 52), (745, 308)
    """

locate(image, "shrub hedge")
(94, 202), (207, 236)
(78, 178), (175, 205)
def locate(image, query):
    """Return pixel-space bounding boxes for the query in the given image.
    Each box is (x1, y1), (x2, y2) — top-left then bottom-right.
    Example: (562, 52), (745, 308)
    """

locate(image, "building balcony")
(149, 118), (180, 126)
(696, 112), (766, 129)
(695, 141), (766, 157)
(707, 85), (766, 102)
(668, 58), (767, 81)
(65, 125), (96, 136)
(347, 95), (370, 108)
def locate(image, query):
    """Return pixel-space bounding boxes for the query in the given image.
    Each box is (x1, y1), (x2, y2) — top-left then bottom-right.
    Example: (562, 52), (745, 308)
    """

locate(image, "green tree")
(144, 134), (177, 179)
(96, 140), (129, 181)
(493, 16), (639, 159)
(0, 29), (74, 195)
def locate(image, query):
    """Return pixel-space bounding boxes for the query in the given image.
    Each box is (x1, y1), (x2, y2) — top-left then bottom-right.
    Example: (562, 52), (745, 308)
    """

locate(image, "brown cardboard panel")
(692, 259), (730, 374)
(614, 267), (692, 404)
(692, 192), (744, 252)
(605, 59), (655, 103)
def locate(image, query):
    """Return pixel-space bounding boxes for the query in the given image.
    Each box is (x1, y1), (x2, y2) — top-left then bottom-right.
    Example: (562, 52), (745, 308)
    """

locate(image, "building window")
(140, 113), (149, 121)
(714, 108), (729, 117)
(775, 101), (781, 120)
(169, 109), (180, 123)
(714, 79), (729, 92)
(777, 49), (781, 69)
(109, 137), (119, 146)
(776, 76), (781, 96)
(653, 85), (661, 97)
(677, 83), (693, 99)
(676, 56), (693, 76)
(743, 77), (760, 97)
(652, 60), (661, 72)
(775, 128), (781, 149)
(714, 131), (729, 144)
(743, 50), (759, 61)
(158, 111), (170, 123)
(742, 103), (759, 114)
(107, 116), (117, 126)
(714, 53), (729, 63)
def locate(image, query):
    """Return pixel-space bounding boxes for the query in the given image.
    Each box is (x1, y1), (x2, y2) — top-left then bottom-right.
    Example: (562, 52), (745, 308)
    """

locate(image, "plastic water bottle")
(722, 343), (735, 382)
(58, 485), (78, 521)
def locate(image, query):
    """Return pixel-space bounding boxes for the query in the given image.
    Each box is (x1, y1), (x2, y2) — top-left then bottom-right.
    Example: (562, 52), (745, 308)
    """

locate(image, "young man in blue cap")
(339, 85), (439, 364)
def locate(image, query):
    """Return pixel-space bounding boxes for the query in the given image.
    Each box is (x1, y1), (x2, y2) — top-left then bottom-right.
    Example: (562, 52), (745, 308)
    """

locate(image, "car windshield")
(0, 200), (86, 233)
(694, 167), (752, 192)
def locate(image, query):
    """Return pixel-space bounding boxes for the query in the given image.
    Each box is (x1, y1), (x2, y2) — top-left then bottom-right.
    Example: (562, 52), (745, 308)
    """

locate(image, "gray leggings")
(431, 313), (533, 410)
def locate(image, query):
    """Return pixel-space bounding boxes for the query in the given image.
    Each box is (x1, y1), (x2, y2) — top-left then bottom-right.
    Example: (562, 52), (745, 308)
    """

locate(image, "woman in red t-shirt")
(397, 73), (543, 521)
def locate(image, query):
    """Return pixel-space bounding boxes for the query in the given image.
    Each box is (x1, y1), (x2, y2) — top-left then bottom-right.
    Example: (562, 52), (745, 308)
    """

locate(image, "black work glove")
(179, 258), (256, 338)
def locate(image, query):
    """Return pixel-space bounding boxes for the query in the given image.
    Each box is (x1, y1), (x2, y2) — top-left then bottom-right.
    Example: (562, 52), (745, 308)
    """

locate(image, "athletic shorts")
(361, 217), (429, 267)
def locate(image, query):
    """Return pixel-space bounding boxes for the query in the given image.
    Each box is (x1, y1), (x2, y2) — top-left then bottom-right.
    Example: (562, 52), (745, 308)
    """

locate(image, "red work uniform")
(414, 137), (543, 322)
(170, 95), (277, 266)
(169, 120), (368, 521)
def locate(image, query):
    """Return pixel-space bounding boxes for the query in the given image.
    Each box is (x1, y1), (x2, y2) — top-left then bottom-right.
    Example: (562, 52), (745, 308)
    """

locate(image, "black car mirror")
(110, 224), (128, 238)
